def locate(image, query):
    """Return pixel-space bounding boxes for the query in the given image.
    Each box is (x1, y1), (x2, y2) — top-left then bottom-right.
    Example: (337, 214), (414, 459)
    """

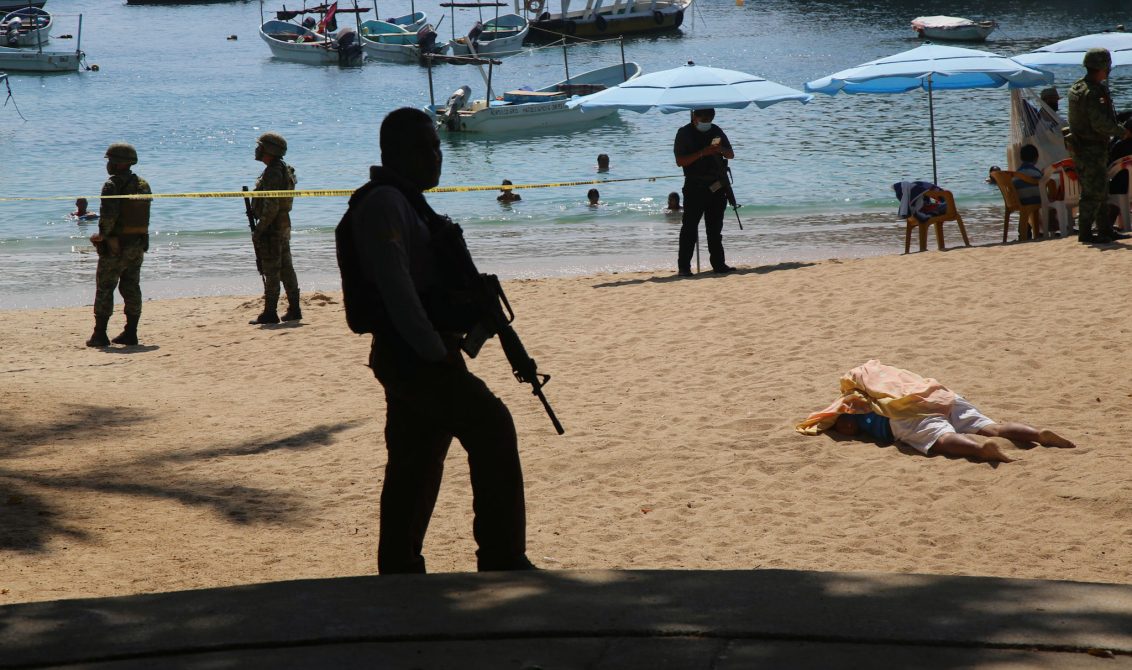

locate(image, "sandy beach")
(3, 236), (1132, 606)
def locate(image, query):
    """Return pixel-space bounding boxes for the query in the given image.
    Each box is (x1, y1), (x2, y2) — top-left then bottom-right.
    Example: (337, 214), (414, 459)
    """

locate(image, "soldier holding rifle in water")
(249, 132), (302, 324)
(336, 107), (558, 574)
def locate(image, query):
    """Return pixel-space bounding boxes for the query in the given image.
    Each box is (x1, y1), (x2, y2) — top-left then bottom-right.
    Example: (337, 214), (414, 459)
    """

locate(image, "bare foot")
(981, 437), (1016, 463)
(1037, 429), (1076, 449)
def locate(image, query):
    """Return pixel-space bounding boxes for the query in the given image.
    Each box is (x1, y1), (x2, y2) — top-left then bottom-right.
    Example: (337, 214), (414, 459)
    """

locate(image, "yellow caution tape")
(0, 175), (682, 202)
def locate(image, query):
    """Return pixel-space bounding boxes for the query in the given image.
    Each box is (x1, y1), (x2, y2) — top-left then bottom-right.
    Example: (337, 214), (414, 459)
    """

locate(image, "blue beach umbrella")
(1014, 32), (1132, 69)
(567, 61), (813, 113)
(805, 44), (1053, 184)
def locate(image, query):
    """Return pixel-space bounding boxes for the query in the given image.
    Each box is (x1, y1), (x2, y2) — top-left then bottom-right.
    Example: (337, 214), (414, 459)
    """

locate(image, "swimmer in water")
(71, 197), (99, 221)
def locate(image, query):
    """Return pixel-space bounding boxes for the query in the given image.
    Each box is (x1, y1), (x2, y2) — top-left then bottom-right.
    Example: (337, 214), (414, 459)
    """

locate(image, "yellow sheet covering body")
(795, 360), (957, 435)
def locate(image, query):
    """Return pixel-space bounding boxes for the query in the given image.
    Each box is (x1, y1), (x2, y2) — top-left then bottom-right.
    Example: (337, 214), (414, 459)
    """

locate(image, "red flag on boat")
(318, 2), (338, 33)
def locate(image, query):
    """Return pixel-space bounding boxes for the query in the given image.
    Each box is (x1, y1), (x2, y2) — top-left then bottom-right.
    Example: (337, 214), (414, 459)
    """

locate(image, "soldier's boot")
(111, 313), (139, 346)
(250, 295), (280, 325)
(281, 290), (302, 322)
(86, 315), (111, 348)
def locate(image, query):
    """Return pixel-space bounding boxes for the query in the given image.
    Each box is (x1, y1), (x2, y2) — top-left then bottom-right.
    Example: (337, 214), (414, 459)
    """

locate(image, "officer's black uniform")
(673, 122), (733, 273)
(347, 166), (530, 575)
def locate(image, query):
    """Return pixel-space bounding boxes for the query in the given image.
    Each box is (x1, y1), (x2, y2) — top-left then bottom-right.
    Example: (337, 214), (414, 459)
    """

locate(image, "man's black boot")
(250, 310), (280, 325)
(111, 313), (139, 345)
(86, 315), (110, 348)
(251, 294), (280, 325)
(281, 290), (302, 322)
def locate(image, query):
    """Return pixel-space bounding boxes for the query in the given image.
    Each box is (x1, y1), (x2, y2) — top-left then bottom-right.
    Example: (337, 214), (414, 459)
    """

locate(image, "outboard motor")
(5, 16), (21, 46)
(417, 24), (438, 54)
(441, 85), (472, 131)
(335, 27), (363, 66)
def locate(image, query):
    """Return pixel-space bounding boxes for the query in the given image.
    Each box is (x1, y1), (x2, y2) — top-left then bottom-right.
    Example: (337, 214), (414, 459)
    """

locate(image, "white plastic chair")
(1107, 156), (1132, 232)
(1038, 158), (1080, 237)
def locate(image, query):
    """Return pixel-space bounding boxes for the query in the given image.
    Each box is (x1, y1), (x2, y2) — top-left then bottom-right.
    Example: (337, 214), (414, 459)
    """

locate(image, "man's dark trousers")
(371, 337), (527, 574)
(679, 184), (728, 272)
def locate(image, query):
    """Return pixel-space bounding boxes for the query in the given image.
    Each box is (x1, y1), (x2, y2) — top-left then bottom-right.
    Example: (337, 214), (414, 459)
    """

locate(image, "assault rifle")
(433, 218), (564, 435)
(242, 186), (264, 280)
(721, 165), (743, 230)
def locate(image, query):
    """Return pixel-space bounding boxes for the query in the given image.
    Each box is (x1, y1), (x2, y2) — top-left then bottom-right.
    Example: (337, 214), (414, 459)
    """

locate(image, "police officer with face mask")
(86, 143), (151, 348)
(673, 108), (736, 276)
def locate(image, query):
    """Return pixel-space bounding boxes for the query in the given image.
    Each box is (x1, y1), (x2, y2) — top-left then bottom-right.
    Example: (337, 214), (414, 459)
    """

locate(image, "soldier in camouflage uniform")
(86, 143), (152, 348)
(1067, 48), (1132, 244)
(250, 132), (302, 324)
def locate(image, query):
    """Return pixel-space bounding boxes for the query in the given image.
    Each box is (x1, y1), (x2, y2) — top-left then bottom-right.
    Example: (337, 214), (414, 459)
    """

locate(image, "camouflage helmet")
(104, 142), (138, 165)
(1083, 48), (1112, 70)
(256, 132), (288, 157)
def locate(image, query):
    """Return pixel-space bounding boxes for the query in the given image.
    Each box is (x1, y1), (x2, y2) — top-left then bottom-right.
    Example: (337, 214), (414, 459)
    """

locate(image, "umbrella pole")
(927, 74), (938, 185)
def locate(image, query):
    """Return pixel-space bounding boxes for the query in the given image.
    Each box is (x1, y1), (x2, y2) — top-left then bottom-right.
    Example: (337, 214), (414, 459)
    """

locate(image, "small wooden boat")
(450, 13), (528, 57)
(2, 6), (52, 48)
(525, 0), (687, 42)
(377, 10), (427, 32)
(429, 61), (641, 133)
(911, 15), (996, 42)
(259, 18), (362, 65)
(359, 19), (447, 63)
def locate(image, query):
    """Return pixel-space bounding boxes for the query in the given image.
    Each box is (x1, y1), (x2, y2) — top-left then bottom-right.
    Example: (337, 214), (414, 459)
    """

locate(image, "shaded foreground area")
(2, 568), (1132, 669)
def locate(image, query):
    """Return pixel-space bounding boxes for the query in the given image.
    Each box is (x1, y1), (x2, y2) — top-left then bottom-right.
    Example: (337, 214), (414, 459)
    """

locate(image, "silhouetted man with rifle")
(674, 107), (737, 277)
(335, 107), (557, 574)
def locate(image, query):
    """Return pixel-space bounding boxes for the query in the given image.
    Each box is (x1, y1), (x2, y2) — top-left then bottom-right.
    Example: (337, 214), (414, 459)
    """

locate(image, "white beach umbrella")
(567, 61), (812, 113)
(1014, 32), (1132, 70)
(805, 44), (1053, 184)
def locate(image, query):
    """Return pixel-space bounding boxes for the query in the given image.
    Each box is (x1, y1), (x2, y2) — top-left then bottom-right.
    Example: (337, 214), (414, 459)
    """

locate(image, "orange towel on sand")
(795, 360), (957, 435)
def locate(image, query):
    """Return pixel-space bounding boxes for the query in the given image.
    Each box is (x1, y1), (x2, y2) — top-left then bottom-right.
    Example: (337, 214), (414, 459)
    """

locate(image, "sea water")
(0, 0), (1127, 308)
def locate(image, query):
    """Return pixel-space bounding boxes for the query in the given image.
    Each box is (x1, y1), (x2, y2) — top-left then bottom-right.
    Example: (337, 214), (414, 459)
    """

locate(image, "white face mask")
(695, 122), (712, 132)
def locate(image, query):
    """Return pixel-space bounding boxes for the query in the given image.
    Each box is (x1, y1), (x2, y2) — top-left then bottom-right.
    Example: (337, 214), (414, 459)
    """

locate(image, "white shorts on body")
(889, 395), (996, 454)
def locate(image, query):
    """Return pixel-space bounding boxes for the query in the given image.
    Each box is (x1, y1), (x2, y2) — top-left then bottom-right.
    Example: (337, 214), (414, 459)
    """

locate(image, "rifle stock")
(242, 186), (264, 278)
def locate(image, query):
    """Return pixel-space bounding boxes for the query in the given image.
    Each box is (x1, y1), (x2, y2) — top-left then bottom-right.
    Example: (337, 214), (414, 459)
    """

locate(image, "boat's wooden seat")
(556, 83), (605, 96)
(503, 90), (567, 102)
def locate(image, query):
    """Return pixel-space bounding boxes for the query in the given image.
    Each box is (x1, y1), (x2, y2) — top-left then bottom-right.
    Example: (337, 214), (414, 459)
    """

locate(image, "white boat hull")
(450, 31), (526, 57)
(911, 16), (995, 42)
(0, 46), (80, 71)
(259, 20), (361, 65)
(362, 40), (417, 63)
(439, 99), (621, 132)
(432, 61), (641, 133)
(260, 35), (339, 64)
(916, 25), (994, 41)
